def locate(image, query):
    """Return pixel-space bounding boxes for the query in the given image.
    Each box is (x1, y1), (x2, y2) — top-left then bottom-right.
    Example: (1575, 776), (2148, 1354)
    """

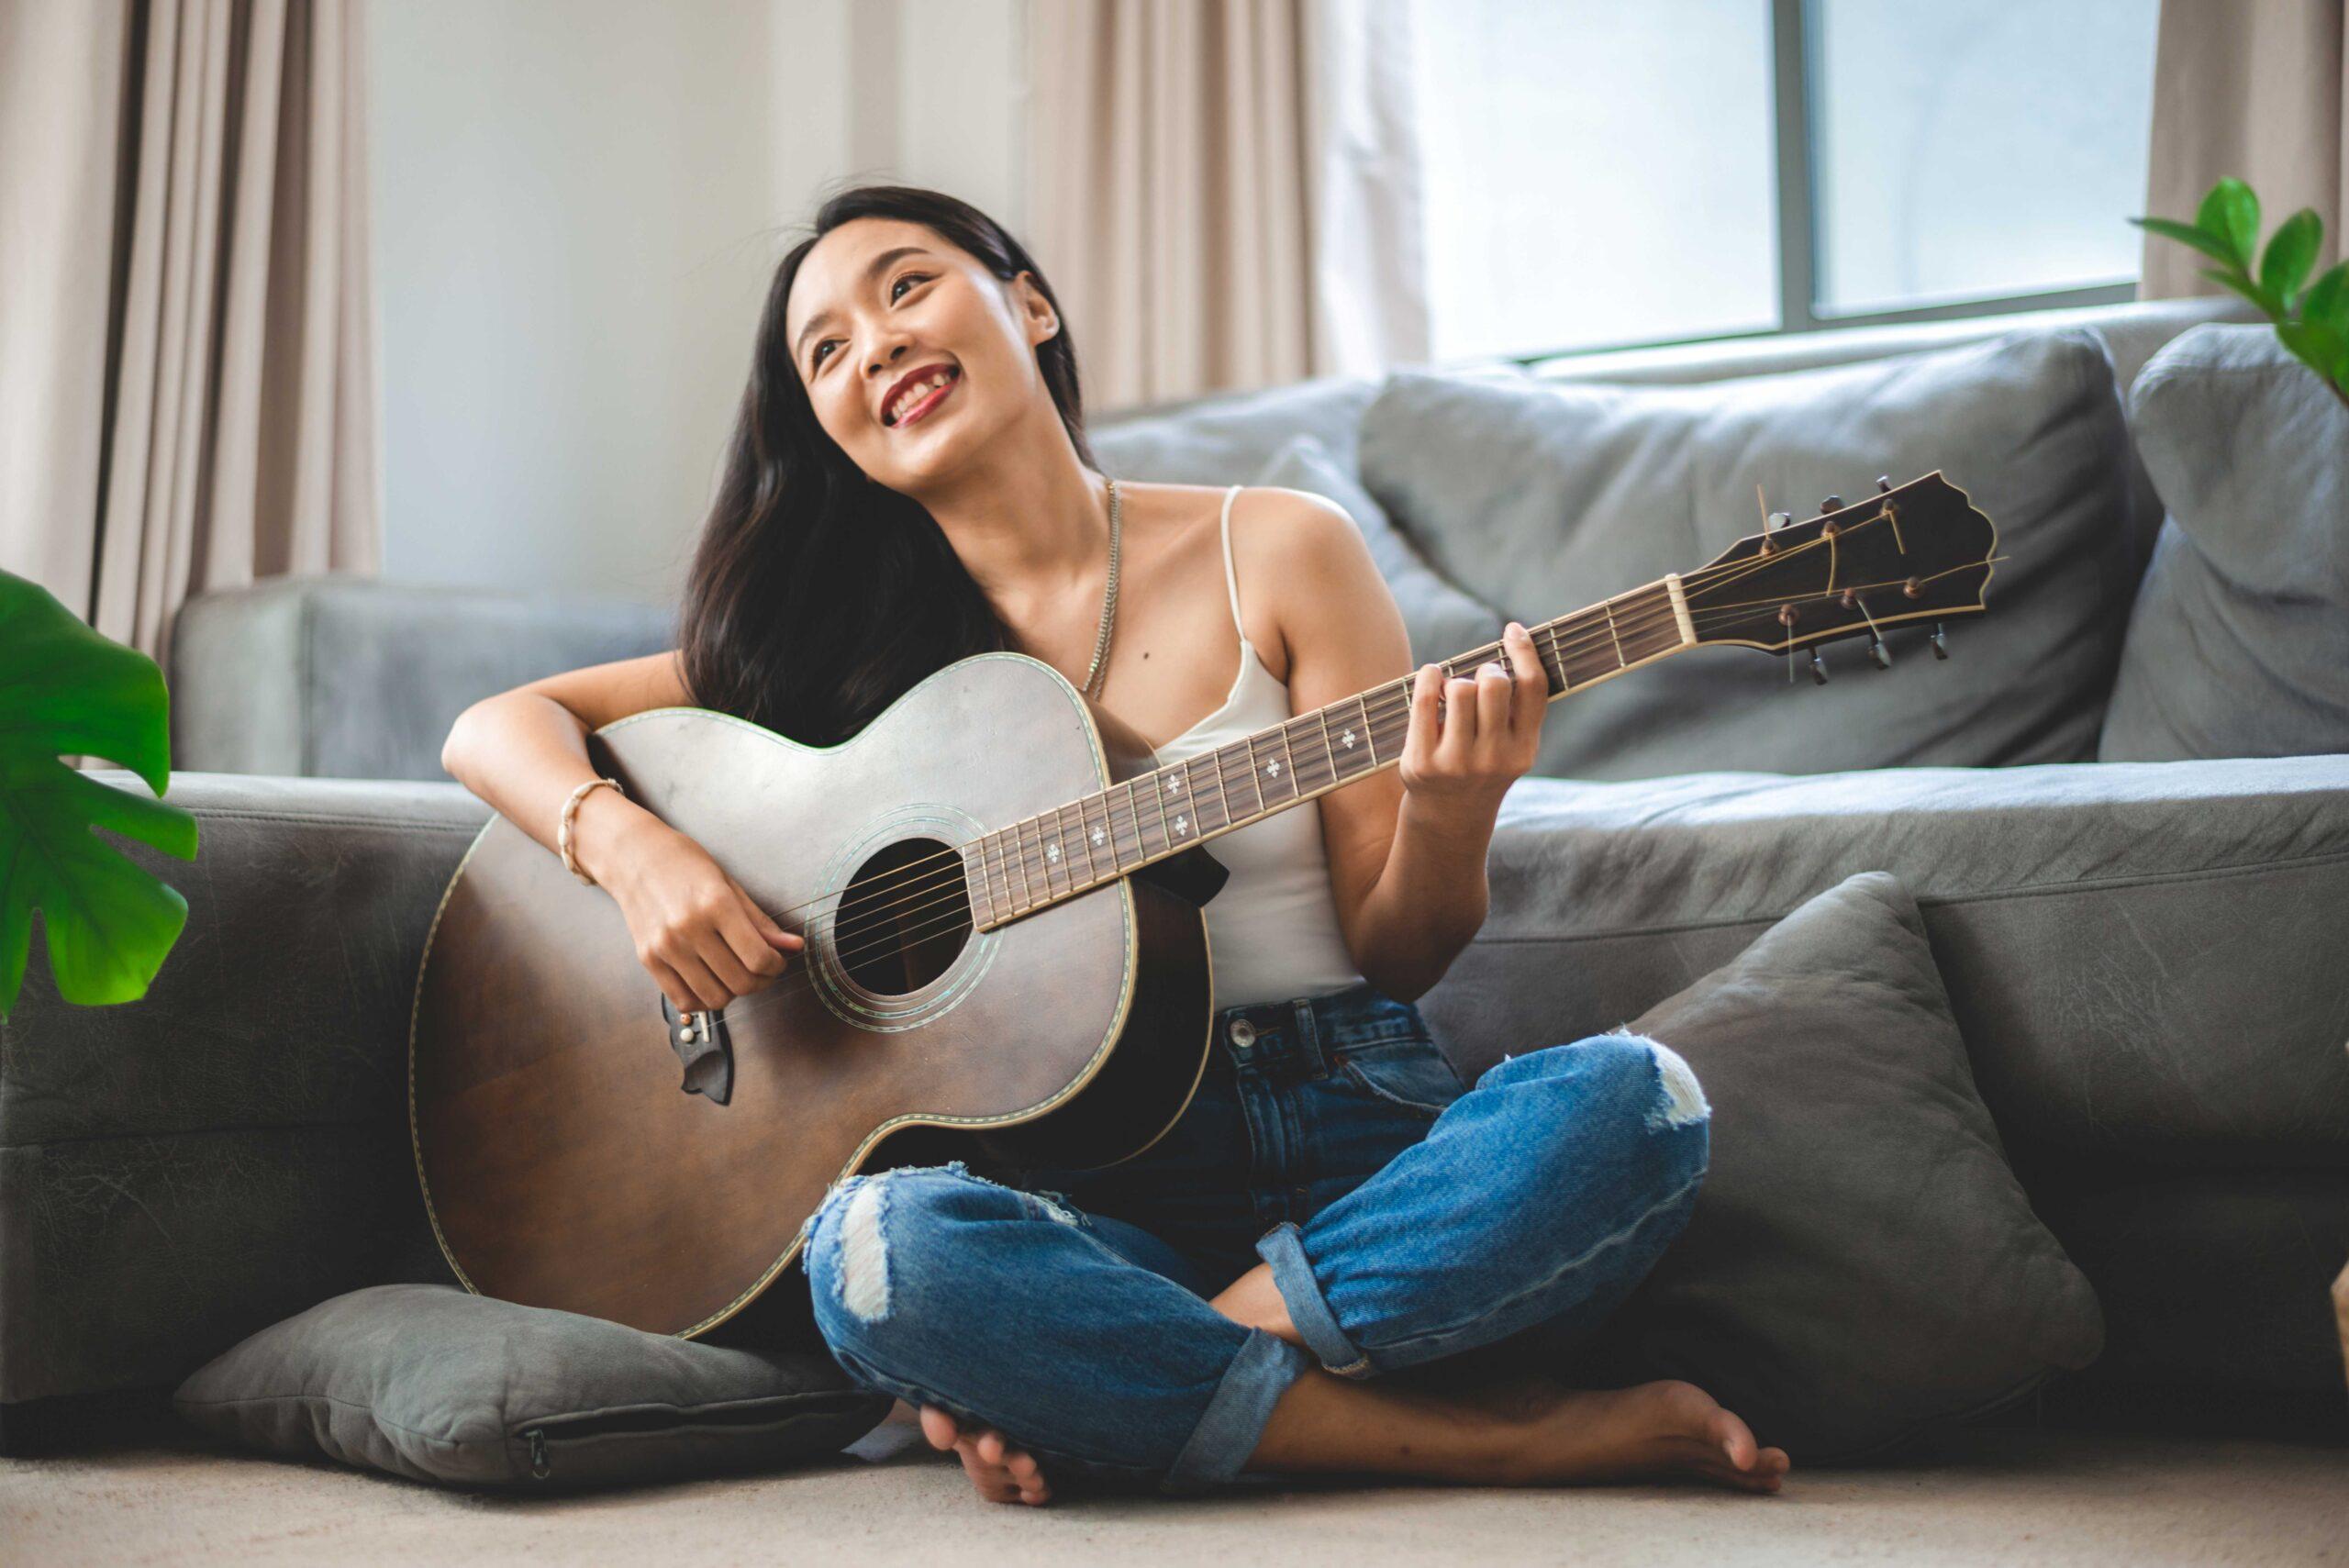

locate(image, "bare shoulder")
(1231, 484), (1387, 678)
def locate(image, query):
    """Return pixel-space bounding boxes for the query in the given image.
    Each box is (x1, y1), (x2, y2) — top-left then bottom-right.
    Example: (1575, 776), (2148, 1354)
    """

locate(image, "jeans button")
(1228, 1018), (1257, 1051)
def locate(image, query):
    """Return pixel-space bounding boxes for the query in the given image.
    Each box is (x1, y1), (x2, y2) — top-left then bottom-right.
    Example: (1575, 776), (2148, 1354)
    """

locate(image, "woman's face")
(784, 217), (1057, 491)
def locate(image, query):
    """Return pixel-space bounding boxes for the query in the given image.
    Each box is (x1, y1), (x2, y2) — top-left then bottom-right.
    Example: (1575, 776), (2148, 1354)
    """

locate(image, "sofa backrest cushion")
(1356, 328), (2141, 779)
(1251, 433), (1505, 671)
(1089, 373), (1384, 485)
(2097, 325), (2349, 762)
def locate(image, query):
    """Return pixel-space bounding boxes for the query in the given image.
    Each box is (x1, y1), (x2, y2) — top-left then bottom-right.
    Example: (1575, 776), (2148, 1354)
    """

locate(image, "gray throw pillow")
(1546, 870), (2105, 1462)
(1357, 328), (2139, 780)
(2097, 325), (2349, 761)
(173, 1284), (891, 1490)
(1252, 432), (1507, 670)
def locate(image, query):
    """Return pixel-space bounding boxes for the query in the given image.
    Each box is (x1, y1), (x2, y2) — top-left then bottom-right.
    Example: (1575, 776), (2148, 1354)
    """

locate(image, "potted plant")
(0, 570), (199, 1019)
(2134, 176), (2349, 409)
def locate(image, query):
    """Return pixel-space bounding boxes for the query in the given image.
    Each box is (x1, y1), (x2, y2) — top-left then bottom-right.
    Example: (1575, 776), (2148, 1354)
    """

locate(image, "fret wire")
(1021, 816), (1052, 904)
(1041, 809), (1068, 900)
(1112, 780), (1141, 868)
(1205, 745), (1235, 832)
(971, 842), (996, 927)
(1008, 818), (1035, 911)
(1078, 794), (1108, 885)
(1065, 798), (1097, 888)
(1354, 693), (1379, 767)
(1275, 722), (1298, 802)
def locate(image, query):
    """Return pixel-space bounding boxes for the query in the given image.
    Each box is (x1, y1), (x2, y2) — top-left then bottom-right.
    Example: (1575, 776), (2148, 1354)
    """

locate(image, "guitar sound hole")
(834, 836), (973, 995)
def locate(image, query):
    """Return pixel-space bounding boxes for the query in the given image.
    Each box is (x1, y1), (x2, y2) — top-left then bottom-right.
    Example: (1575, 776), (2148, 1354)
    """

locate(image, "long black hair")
(676, 183), (1100, 746)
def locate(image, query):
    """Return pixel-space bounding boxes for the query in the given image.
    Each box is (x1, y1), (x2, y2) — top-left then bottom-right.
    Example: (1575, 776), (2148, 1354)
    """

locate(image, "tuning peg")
(1766, 510), (1791, 532)
(1809, 647), (1829, 684)
(1876, 475), (1893, 494)
(1930, 621), (1950, 660)
(1821, 495), (1842, 513)
(1867, 632), (1892, 670)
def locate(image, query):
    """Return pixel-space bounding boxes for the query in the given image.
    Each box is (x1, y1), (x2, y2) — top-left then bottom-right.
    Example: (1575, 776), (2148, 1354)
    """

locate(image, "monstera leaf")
(1, 570), (199, 1018)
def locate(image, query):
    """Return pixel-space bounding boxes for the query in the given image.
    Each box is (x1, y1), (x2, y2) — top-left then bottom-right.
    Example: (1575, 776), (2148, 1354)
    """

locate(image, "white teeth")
(889, 370), (954, 425)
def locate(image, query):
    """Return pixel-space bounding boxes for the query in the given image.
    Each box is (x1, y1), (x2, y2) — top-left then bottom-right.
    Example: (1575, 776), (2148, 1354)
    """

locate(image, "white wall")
(368, 0), (1029, 606)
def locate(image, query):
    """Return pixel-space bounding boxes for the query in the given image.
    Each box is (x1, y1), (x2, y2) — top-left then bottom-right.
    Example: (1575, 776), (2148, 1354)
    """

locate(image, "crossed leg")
(813, 1034), (1790, 1504)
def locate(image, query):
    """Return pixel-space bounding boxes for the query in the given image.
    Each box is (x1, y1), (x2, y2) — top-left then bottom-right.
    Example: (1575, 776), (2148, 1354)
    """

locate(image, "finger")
(1504, 622), (1547, 731)
(1439, 675), (1478, 765)
(729, 874), (805, 951)
(714, 904), (789, 991)
(665, 949), (733, 1012)
(694, 929), (762, 997)
(644, 956), (699, 1016)
(1475, 657), (1513, 742)
(1406, 664), (1442, 769)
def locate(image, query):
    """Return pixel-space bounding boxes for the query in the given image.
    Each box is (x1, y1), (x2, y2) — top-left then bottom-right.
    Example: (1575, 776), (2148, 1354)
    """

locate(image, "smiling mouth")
(885, 367), (962, 428)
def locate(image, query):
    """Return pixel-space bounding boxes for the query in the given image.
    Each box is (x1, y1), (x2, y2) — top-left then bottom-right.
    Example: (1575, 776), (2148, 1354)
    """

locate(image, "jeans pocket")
(1329, 1036), (1467, 1118)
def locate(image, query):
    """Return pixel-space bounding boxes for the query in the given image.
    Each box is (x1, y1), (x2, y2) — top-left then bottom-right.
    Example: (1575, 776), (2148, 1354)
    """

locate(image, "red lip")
(881, 361), (958, 427)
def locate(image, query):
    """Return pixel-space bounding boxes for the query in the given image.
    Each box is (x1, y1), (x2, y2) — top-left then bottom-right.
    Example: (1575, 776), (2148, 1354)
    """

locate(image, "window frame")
(1498, 0), (2142, 367)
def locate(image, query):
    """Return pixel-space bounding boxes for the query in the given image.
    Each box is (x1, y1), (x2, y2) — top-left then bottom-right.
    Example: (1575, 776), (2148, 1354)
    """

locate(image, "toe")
(1707, 1407), (1760, 1470)
(918, 1405), (963, 1451)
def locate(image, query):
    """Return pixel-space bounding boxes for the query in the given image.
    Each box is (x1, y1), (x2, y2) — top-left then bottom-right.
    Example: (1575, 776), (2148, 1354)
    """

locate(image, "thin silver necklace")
(1081, 475), (1120, 699)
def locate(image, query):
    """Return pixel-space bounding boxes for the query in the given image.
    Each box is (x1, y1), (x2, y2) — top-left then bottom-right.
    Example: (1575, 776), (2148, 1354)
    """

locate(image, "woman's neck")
(907, 405), (1114, 620)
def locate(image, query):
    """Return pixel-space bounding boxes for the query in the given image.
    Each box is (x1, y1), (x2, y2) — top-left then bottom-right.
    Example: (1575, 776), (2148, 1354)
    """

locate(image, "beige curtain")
(0, 0), (379, 671)
(2141, 0), (2346, 297)
(1025, 0), (1429, 414)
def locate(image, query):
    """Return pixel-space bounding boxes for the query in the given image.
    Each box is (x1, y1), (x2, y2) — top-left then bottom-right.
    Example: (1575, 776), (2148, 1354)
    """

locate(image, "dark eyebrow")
(793, 246), (934, 365)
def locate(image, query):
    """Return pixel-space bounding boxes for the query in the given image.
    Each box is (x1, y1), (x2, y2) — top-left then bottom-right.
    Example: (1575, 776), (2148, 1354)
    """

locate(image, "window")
(1406, 0), (2162, 362)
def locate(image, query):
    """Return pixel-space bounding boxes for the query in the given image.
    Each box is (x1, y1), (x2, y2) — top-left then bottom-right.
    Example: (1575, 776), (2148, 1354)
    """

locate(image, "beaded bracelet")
(559, 776), (625, 886)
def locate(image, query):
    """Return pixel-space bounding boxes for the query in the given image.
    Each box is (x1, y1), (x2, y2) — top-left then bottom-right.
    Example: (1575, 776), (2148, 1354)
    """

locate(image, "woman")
(440, 183), (1791, 1506)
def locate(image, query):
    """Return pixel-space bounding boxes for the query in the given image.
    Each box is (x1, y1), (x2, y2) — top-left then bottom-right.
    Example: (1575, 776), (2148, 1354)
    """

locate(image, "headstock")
(1684, 473), (1998, 681)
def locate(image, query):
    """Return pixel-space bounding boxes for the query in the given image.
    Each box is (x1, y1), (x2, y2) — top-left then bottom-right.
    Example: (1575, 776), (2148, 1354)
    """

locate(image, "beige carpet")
(5, 1413), (2343, 1567)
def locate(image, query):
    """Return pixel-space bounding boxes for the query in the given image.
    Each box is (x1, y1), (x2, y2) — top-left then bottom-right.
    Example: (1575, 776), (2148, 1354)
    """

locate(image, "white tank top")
(1151, 485), (1368, 1012)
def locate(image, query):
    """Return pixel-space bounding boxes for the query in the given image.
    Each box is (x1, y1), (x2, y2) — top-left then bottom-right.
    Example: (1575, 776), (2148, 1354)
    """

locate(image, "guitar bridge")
(659, 995), (735, 1106)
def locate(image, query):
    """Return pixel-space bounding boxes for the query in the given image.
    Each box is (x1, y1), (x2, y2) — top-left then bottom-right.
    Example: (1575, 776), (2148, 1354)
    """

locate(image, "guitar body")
(410, 652), (1220, 1340)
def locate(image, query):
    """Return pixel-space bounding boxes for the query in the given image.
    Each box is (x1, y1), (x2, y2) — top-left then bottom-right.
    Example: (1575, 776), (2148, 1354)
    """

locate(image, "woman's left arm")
(1268, 494), (1548, 1004)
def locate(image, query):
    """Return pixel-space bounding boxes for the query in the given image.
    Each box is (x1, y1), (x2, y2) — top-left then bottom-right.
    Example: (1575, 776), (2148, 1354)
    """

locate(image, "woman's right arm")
(440, 651), (802, 1012)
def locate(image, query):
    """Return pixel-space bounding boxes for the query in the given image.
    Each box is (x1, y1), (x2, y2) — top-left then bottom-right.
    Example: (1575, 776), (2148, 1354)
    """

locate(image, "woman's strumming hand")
(601, 817), (804, 1014)
(1398, 621), (1548, 823)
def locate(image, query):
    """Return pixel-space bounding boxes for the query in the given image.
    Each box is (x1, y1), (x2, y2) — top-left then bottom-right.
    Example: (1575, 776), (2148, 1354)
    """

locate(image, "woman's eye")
(812, 275), (929, 370)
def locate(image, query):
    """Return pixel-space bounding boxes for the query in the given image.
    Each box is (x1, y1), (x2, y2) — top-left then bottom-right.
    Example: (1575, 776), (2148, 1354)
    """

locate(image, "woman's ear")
(1014, 271), (1059, 344)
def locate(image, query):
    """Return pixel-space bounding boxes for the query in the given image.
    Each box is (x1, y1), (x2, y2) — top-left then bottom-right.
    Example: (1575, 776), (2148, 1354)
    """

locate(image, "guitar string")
(711, 510), (1943, 974)
(792, 554), (1986, 968)
(696, 556), (1993, 1022)
(757, 506), (1912, 936)
(784, 506), (1925, 939)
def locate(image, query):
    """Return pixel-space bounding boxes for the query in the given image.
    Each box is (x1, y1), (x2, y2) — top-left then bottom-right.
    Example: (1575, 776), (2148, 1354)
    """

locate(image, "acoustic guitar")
(409, 472), (1998, 1340)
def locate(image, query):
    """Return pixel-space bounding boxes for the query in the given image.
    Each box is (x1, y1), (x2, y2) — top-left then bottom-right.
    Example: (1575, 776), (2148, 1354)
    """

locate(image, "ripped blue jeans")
(796, 981), (1710, 1496)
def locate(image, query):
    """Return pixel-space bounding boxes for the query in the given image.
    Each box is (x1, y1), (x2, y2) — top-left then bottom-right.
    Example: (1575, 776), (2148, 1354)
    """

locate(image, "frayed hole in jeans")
(839, 1176), (892, 1322)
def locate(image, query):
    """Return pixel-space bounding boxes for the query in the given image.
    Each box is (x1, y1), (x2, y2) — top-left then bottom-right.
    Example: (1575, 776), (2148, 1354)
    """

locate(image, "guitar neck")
(966, 573), (1698, 929)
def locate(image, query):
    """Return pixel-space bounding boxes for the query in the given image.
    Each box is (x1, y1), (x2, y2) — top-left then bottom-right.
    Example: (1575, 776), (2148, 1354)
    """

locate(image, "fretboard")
(964, 574), (1695, 929)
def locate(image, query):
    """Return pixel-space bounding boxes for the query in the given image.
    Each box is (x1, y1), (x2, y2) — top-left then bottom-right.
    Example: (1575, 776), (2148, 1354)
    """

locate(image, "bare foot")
(1455, 1373), (1792, 1493)
(918, 1403), (1054, 1506)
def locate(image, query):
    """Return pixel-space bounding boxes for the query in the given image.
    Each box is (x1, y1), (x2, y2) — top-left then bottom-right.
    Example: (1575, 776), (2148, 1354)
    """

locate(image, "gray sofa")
(7, 295), (2345, 1507)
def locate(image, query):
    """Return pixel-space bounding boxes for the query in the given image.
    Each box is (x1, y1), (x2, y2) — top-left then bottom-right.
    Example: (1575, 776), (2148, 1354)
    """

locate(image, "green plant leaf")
(2197, 177), (2261, 271)
(2198, 265), (2281, 319)
(2129, 215), (2240, 265)
(2259, 207), (2323, 311)
(2303, 261), (2349, 339)
(0, 570), (199, 1018)
(2277, 319), (2342, 380)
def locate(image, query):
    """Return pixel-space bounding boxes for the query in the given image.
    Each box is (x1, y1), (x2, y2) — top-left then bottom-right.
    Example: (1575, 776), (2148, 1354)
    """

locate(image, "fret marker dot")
(1266, 759), (1282, 777)
(1046, 842), (1061, 863)
(1174, 815), (1187, 835)
(1091, 828), (1106, 846)
(1169, 774), (1183, 794)
(1341, 728), (1356, 748)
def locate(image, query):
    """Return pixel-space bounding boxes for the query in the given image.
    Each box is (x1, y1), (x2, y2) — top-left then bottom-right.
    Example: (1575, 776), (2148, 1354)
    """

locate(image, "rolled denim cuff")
(1253, 1220), (1374, 1378)
(1159, 1326), (1312, 1495)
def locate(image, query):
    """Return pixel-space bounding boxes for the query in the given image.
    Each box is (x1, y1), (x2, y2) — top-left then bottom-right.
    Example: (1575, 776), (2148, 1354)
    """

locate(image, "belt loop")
(1294, 995), (1326, 1077)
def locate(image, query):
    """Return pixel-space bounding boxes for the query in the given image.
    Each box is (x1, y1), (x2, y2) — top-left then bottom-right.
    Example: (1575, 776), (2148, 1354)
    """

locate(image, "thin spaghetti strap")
(1219, 484), (1245, 642)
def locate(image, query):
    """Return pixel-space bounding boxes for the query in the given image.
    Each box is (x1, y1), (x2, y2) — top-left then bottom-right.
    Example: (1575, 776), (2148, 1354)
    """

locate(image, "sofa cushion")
(1356, 328), (2140, 779)
(170, 575), (676, 782)
(173, 1284), (891, 1490)
(2097, 325), (2349, 762)
(1089, 373), (1386, 485)
(1251, 433), (1505, 670)
(1549, 872), (2104, 1462)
